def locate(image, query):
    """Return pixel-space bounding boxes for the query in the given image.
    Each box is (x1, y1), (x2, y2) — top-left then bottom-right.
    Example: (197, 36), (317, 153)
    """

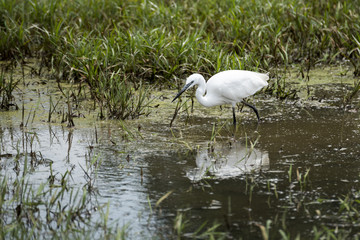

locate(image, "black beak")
(172, 81), (194, 102)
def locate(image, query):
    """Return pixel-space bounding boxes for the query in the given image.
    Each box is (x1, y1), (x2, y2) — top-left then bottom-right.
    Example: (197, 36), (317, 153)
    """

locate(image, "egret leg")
(232, 106), (236, 125)
(242, 101), (260, 121)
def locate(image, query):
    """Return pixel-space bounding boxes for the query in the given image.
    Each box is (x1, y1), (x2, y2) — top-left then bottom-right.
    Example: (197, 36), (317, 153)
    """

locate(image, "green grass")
(0, 155), (125, 239)
(0, 69), (18, 110)
(1, 0), (360, 115)
(259, 191), (360, 240)
(1, 0), (359, 69)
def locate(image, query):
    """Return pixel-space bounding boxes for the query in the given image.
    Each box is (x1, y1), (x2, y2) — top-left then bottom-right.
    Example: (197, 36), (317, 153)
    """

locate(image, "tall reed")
(1, 0), (360, 110)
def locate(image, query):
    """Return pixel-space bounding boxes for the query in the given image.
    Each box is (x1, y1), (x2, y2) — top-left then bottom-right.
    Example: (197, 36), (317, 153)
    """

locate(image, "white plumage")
(172, 70), (269, 124)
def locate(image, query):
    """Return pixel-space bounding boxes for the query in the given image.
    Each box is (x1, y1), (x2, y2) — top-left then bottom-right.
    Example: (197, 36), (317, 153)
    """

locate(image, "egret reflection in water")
(187, 140), (269, 181)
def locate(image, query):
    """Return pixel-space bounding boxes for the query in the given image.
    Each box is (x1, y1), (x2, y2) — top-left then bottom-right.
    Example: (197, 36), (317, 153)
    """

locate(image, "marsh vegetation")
(1, 0), (360, 239)
(1, 0), (360, 114)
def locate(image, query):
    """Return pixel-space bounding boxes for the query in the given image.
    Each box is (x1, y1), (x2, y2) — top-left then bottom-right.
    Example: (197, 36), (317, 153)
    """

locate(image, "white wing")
(207, 70), (268, 104)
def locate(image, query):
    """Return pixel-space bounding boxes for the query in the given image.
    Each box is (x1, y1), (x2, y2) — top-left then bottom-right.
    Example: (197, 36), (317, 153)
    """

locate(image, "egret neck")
(194, 76), (213, 107)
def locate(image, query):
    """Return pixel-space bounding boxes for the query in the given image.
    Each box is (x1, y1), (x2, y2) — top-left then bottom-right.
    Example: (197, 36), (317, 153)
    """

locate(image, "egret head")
(172, 74), (203, 102)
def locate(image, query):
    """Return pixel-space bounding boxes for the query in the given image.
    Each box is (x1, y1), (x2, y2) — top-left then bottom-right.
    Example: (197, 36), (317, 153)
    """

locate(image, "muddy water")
(1, 67), (360, 239)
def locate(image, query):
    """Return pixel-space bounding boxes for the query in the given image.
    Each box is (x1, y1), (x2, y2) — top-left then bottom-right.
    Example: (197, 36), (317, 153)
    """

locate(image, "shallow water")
(1, 66), (360, 238)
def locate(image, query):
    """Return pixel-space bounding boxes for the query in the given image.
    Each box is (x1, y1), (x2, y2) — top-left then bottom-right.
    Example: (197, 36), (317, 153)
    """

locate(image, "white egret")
(172, 70), (269, 125)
